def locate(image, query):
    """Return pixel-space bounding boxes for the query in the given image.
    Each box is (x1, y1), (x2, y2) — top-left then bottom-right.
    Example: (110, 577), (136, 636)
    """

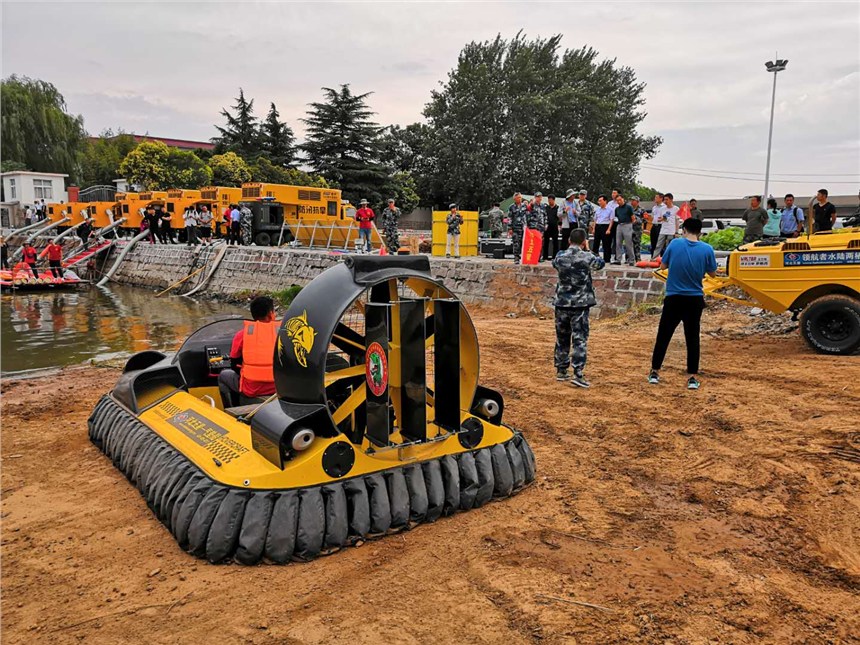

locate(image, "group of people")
(11, 240), (66, 279)
(140, 203), (249, 246)
(552, 218), (717, 390)
(23, 200), (49, 225)
(493, 189), (687, 265)
(354, 198), (402, 253)
(741, 189), (838, 243)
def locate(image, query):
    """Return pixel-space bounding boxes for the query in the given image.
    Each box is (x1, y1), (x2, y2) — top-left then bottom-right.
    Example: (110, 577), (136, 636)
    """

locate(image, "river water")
(1, 285), (245, 376)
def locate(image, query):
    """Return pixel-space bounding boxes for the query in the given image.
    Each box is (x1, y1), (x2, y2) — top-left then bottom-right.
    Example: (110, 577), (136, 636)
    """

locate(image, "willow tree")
(1, 75), (86, 180)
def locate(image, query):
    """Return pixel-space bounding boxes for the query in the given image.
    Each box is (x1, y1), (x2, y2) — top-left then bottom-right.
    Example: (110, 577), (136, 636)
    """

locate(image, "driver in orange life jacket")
(217, 296), (278, 407)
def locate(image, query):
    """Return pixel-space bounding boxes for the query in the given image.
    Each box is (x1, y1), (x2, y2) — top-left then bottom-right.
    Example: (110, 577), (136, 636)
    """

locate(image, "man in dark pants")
(649, 192), (665, 256)
(590, 195), (614, 263)
(649, 218), (717, 390)
(552, 228), (605, 388)
(543, 195), (561, 261)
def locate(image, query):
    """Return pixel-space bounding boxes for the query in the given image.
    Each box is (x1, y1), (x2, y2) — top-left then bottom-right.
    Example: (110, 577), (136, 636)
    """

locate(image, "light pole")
(763, 56), (788, 202)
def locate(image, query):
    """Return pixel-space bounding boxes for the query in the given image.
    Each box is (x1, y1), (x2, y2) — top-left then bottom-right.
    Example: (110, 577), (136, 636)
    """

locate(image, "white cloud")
(2, 0), (858, 198)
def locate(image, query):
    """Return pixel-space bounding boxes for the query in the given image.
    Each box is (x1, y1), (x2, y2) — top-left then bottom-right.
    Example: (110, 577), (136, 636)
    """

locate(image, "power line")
(640, 165), (859, 184)
(642, 163), (860, 178)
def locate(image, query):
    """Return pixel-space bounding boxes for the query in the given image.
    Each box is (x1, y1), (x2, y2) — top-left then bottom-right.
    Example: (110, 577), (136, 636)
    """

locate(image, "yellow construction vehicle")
(687, 228), (860, 354)
(88, 256), (535, 563)
(240, 182), (378, 249)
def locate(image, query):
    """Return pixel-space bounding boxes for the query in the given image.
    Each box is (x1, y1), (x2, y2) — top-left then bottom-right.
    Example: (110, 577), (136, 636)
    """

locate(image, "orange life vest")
(240, 320), (278, 394)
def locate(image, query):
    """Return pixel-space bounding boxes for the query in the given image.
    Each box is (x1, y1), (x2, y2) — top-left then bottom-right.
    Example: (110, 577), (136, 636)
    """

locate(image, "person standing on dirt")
(742, 195), (768, 243)
(552, 228), (605, 388)
(355, 199), (375, 252)
(45, 241), (64, 279)
(779, 194), (804, 237)
(812, 188), (837, 232)
(649, 218), (717, 391)
(218, 296), (278, 407)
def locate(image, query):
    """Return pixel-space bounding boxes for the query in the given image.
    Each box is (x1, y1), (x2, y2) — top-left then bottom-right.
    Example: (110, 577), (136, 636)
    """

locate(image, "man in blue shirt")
(649, 218), (717, 390)
(779, 193), (805, 237)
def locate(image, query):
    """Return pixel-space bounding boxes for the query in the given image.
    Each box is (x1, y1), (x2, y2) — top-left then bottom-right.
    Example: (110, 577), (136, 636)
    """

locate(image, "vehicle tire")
(799, 295), (860, 355)
(254, 232), (271, 246)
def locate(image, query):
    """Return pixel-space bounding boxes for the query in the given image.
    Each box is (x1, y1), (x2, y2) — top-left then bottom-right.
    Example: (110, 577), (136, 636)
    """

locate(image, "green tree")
(212, 88), (260, 157)
(80, 129), (138, 187)
(632, 183), (660, 201)
(300, 85), (389, 205)
(416, 34), (661, 208)
(208, 151), (252, 187)
(249, 156), (329, 188)
(259, 103), (296, 167)
(1, 75), (86, 181)
(386, 171), (420, 214)
(119, 141), (211, 190)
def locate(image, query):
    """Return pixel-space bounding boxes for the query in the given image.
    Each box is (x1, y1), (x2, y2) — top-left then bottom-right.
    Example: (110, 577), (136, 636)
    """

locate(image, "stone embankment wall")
(107, 244), (664, 317)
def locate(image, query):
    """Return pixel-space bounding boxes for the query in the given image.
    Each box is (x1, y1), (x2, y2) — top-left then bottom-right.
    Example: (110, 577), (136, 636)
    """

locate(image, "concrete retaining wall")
(106, 243), (664, 317)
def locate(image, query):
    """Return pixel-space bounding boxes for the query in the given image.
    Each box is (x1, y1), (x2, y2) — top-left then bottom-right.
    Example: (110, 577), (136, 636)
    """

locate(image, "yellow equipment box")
(432, 210), (479, 257)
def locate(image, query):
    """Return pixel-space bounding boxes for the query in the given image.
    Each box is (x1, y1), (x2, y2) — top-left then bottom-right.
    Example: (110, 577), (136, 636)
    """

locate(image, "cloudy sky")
(3, 1), (859, 199)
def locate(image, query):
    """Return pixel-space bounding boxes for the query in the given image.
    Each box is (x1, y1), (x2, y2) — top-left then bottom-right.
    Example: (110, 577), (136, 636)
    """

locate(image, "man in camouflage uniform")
(486, 202), (505, 237)
(552, 227), (606, 388)
(379, 198), (401, 253)
(527, 192), (548, 261)
(507, 192), (529, 263)
(630, 195), (645, 262)
(576, 189), (595, 232)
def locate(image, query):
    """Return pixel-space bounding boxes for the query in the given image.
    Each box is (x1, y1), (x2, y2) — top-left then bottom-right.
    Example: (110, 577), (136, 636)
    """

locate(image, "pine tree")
(300, 85), (389, 207)
(259, 103), (296, 168)
(212, 89), (259, 157)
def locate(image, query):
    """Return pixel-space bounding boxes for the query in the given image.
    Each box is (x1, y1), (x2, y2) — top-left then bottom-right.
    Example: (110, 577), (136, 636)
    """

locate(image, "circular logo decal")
(365, 342), (388, 397)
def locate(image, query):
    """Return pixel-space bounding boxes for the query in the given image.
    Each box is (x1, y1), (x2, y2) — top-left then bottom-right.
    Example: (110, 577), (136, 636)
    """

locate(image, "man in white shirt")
(649, 193), (666, 256)
(652, 192), (680, 258)
(590, 195), (615, 263)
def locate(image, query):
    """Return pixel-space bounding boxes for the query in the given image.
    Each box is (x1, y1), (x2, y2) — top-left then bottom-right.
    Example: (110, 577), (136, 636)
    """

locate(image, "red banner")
(521, 228), (543, 265)
(678, 202), (691, 220)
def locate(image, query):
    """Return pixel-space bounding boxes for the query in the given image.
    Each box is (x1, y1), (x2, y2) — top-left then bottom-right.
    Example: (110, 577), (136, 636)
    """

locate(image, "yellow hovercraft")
(88, 256), (535, 564)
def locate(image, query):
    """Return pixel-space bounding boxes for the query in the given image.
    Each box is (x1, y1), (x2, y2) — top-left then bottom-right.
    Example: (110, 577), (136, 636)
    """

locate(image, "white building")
(1, 171), (69, 206)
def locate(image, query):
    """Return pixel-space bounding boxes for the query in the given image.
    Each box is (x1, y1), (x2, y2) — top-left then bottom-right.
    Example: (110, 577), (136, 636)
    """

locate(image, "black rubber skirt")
(88, 395), (537, 564)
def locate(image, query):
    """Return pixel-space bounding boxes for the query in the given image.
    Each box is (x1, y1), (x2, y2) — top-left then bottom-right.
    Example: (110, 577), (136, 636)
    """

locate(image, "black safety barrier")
(88, 395), (536, 565)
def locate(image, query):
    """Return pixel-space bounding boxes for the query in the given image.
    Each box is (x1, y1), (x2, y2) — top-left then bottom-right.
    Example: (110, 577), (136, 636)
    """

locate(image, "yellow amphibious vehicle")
(89, 256), (535, 564)
(696, 227), (860, 354)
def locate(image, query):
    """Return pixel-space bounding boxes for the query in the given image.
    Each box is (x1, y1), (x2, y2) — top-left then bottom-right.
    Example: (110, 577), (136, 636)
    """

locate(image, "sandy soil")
(2, 305), (859, 644)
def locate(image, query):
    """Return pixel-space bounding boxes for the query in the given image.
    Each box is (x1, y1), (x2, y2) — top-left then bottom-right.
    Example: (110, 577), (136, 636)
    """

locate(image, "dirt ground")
(2, 305), (859, 644)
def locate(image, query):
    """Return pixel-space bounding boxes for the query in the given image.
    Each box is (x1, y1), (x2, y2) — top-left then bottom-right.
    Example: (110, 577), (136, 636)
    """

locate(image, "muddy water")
(1, 285), (245, 375)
